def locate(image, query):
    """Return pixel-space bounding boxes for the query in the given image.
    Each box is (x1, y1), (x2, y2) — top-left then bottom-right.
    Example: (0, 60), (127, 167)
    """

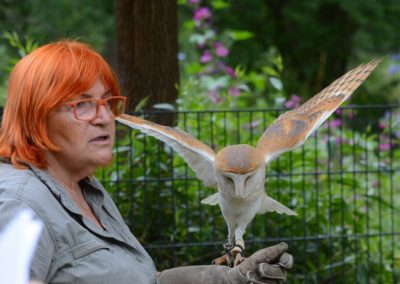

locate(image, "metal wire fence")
(97, 105), (400, 283)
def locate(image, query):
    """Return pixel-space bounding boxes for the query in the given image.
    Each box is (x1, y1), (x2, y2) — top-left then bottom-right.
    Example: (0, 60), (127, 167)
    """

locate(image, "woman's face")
(46, 79), (115, 175)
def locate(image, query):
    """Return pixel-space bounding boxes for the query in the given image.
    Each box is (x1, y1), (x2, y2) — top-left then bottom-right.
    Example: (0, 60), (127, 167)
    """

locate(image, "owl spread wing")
(256, 58), (383, 164)
(116, 114), (218, 188)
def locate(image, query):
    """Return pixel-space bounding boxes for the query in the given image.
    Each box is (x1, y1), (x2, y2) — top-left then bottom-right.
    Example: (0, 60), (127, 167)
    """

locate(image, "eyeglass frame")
(65, 96), (127, 121)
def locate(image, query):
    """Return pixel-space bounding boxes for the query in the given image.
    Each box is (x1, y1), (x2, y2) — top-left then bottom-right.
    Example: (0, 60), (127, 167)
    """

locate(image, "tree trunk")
(115, 0), (179, 124)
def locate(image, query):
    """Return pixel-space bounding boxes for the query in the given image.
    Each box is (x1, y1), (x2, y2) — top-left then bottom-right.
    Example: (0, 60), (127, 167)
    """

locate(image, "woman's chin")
(94, 153), (114, 167)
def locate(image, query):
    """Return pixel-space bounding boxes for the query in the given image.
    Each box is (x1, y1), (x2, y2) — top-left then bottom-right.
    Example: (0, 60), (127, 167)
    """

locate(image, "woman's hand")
(236, 242), (293, 283)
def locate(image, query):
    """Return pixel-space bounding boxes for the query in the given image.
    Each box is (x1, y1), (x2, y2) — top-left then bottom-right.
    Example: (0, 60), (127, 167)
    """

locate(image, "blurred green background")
(0, 0), (399, 109)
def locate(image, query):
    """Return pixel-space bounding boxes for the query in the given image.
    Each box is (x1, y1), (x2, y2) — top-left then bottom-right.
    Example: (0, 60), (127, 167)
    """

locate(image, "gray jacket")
(0, 162), (158, 283)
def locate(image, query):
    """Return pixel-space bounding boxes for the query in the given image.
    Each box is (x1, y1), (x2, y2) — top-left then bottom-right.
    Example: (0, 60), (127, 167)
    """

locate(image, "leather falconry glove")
(158, 242), (293, 284)
(237, 242), (293, 284)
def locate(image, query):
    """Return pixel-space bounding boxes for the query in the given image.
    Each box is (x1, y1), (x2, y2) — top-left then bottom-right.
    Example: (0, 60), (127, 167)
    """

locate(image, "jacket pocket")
(71, 240), (111, 259)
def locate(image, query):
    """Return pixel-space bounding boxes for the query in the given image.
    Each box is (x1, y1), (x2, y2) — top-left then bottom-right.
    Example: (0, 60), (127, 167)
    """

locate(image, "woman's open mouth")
(90, 135), (111, 145)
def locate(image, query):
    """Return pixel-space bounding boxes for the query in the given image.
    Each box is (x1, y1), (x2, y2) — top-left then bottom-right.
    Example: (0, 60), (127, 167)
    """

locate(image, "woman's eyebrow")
(78, 93), (93, 99)
(76, 90), (111, 100)
(102, 90), (112, 98)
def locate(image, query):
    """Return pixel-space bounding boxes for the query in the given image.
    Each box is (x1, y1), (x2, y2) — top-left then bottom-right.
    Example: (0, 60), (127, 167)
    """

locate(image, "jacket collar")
(27, 164), (105, 216)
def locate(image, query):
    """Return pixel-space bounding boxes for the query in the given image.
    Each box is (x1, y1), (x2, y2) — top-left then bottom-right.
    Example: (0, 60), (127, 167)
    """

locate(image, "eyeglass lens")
(75, 97), (125, 120)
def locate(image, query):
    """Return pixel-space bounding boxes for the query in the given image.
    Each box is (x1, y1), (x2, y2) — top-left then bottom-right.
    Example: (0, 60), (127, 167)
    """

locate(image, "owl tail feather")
(201, 192), (219, 205)
(258, 195), (297, 216)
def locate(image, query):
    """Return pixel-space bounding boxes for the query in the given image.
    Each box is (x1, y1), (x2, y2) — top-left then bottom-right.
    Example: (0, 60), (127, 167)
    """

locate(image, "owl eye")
(244, 176), (251, 187)
(224, 176), (233, 184)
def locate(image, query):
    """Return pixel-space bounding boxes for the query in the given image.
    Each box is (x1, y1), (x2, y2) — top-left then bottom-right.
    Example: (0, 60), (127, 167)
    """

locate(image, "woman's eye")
(76, 101), (91, 109)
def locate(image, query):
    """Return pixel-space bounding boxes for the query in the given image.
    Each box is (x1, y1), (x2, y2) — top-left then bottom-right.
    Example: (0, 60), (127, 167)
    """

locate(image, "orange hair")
(0, 40), (120, 168)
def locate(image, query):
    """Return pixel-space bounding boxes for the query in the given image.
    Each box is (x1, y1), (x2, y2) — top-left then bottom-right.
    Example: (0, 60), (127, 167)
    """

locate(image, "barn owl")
(116, 58), (382, 266)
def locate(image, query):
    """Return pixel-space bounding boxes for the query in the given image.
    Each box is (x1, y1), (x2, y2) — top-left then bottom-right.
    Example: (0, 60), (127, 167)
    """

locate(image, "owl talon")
(212, 242), (235, 266)
(231, 240), (245, 266)
(212, 254), (231, 265)
(234, 253), (245, 266)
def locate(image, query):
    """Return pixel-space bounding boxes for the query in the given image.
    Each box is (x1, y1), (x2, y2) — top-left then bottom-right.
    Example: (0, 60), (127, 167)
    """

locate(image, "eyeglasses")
(66, 96), (126, 121)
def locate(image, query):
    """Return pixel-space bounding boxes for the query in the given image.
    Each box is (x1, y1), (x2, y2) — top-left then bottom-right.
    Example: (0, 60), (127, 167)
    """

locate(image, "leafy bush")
(97, 105), (400, 283)
(178, 0), (287, 111)
(0, 32), (38, 106)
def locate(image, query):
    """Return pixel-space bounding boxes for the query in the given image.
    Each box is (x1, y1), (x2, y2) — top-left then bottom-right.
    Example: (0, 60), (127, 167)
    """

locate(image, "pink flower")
(216, 46), (229, 57)
(207, 89), (221, 103)
(200, 50), (212, 63)
(379, 122), (385, 129)
(188, 0), (201, 4)
(335, 108), (342, 115)
(193, 7), (211, 22)
(291, 95), (302, 103)
(378, 143), (391, 151)
(284, 100), (296, 109)
(329, 118), (342, 129)
(225, 66), (237, 78)
(372, 180), (381, 188)
(347, 111), (354, 119)
(242, 120), (262, 130)
(284, 95), (302, 109)
(213, 42), (229, 57)
(228, 86), (240, 97)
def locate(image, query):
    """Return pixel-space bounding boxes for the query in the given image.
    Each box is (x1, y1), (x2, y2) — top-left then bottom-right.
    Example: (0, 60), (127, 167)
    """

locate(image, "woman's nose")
(92, 104), (113, 123)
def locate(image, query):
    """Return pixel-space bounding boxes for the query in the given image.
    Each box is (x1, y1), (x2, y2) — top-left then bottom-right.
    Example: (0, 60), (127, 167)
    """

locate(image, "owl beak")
(234, 178), (246, 198)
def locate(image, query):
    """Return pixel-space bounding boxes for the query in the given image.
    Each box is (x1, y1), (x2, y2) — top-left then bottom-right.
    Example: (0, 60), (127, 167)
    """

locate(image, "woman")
(0, 40), (291, 283)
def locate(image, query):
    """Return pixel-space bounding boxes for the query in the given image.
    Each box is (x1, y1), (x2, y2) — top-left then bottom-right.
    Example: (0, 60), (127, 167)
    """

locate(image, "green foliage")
(0, 32), (39, 106)
(178, 0), (289, 111)
(3, 31), (38, 58)
(0, 0), (115, 105)
(209, 0), (400, 102)
(351, 56), (400, 107)
(97, 106), (400, 282)
(0, 0), (114, 51)
(178, 0), (399, 116)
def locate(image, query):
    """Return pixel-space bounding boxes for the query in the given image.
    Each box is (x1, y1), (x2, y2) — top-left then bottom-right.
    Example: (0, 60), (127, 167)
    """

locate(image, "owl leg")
(231, 239), (245, 266)
(212, 226), (236, 266)
(231, 226), (247, 266)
